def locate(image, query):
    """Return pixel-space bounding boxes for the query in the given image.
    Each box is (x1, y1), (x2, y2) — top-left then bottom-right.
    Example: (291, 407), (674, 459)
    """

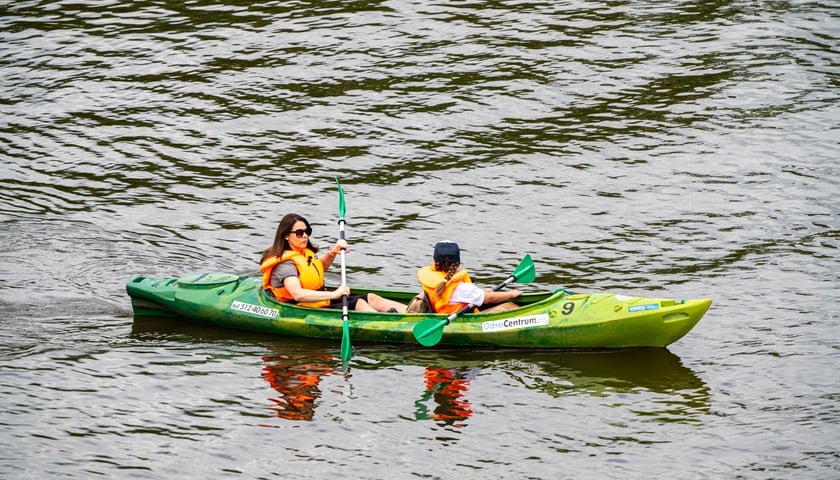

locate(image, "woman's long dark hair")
(261, 213), (318, 263)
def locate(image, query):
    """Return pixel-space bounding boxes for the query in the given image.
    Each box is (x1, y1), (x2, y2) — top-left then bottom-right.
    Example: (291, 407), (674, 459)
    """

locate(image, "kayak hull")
(126, 273), (711, 349)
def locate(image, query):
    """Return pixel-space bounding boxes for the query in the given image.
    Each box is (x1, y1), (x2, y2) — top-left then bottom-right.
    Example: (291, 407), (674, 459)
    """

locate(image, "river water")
(1, 1), (838, 478)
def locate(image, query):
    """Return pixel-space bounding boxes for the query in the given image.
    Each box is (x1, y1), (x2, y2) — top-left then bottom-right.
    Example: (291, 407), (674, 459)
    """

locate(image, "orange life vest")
(417, 266), (475, 314)
(261, 249), (330, 308)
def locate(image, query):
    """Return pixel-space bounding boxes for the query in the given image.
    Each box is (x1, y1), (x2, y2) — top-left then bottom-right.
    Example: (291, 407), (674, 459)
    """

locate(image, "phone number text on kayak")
(230, 301), (278, 318)
(482, 314), (549, 333)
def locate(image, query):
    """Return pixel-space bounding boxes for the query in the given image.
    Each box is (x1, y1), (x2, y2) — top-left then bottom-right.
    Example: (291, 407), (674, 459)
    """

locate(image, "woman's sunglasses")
(291, 228), (312, 238)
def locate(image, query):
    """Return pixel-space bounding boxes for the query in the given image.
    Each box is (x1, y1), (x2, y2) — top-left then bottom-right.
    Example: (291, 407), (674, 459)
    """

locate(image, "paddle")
(335, 177), (351, 362)
(412, 254), (536, 347)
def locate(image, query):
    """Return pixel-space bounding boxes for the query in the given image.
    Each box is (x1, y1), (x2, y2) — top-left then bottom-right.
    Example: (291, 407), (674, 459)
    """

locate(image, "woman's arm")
(319, 239), (348, 269)
(282, 275), (349, 303)
(482, 289), (522, 304)
(451, 283), (522, 306)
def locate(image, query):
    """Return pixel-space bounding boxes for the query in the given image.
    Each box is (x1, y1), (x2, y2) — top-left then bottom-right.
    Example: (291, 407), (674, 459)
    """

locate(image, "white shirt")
(449, 282), (485, 306)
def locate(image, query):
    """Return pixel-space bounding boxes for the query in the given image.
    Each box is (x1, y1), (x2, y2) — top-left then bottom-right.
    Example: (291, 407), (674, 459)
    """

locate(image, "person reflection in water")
(414, 366), (478, 427)
(261, 353), (334, 421)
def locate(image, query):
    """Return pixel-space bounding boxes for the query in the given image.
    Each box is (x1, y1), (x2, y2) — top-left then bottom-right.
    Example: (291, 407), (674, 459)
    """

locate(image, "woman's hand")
(321, 239), (348, 268)
(332, 284), (350, 299)
(330, 239), (349, 255)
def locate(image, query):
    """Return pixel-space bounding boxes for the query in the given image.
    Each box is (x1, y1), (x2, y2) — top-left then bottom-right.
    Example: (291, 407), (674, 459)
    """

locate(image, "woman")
(260, 213), (406, 312)
(417, 241), (521, 313)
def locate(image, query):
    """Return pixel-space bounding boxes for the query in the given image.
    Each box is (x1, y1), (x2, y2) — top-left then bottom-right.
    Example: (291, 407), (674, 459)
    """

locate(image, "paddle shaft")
(336, 178), (351, 363)
(338, 218), (348, 314)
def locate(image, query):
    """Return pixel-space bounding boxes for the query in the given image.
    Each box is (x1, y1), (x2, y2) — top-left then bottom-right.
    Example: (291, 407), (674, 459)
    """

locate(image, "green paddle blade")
(335, 177), (346, 218)
(513, 254), (536, 283)
(340, 320), (351, 361)
(412, 318), (447, 347)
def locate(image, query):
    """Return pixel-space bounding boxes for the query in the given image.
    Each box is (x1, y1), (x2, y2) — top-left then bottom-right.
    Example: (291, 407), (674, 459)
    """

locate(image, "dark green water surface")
(1, 1), (837, 478)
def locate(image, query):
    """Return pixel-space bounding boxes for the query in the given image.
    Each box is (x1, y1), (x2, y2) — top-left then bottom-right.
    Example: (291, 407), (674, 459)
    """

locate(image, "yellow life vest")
(417, 266), (475, 314)
(261, 249), (330, 308)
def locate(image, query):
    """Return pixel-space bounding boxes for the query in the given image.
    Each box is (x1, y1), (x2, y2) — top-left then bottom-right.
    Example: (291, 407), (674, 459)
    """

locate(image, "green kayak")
(126, 272), (711, 349)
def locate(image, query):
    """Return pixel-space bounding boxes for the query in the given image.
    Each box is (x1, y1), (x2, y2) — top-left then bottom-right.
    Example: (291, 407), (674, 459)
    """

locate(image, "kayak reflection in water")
(414, 366), (479, 427)
(261, 353), (335, 421)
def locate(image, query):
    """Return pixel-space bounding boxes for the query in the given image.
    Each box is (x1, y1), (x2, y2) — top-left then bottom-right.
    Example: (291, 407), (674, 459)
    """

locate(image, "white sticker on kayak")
(628, 303), (659, 312)
(482, 314), (549, 333)
(231, 301), (278, 318)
